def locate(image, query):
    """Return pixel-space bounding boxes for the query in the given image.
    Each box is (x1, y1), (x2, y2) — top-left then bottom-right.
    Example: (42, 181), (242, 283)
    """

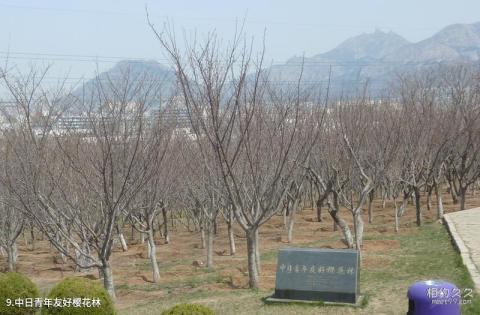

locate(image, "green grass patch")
(260, 250), (278, 262)
(120, 223), (479, 315)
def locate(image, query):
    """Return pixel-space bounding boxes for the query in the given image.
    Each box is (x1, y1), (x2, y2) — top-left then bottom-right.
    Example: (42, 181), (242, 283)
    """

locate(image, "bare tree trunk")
(255, 229), (261, 276)
(333, 192), (340, 232)
(401, 191), (409, 214)
(394, 204), (400, 233)
(101, 262), (116, 300)
(356, 213), (364, 247)
(414, 186), (422, 226)
(147, 239), (151, 259)
(75, 241), (92, 273)
(7, 243), (17, 272)
(23, 231), (27, 247)
(329, 210), (354, 248)
(171, 212), (176, 230)
(287, 200), (298, 243)
(246, 229), (259, 289)
(64, 241), (71, 264)
(30, 225), (35, 251)
(206, 224), (214, 268)
(316, 200), (322, 222)
(59, 237), (68, 264)
(130, 224), (135, 241)
(140, 232), (145, 244)
(459, 186), (467, 210)
(282, 204), (288, 229)
(157, 219), (164, 238)
(185, 216), (191, 232)
(115, 222), (128, 251)
(227, 220), (236, 255)
(311, 183), (321, 222)
(368, 189), (374, 224)
(434, 182), (444, 220)
(447, 179), (459, 204)
(118, 233), (128, 252)
(353, 213), (362, 263)
(60, 253), (68, 264)
(382, 186), (387, 209)
(426, 185), (433, 211)
(147, 229), (160, 283)
(200, 225), (206, 249)
(162, 207), (170, 244)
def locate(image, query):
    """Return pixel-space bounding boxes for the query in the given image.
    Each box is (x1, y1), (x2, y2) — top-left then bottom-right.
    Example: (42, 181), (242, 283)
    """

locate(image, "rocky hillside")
(267, 22), (480, 95)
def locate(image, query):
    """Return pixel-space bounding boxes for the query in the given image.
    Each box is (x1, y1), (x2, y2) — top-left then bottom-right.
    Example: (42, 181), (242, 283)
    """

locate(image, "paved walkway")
(444, 207), (480, 292)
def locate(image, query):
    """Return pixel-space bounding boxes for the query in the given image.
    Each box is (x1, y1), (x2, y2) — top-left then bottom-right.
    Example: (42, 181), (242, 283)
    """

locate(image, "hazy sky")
(0, 0), (479, 81)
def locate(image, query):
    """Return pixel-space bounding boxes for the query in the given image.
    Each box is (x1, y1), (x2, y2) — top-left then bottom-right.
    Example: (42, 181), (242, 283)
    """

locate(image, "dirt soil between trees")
(2, 190), (480, 314)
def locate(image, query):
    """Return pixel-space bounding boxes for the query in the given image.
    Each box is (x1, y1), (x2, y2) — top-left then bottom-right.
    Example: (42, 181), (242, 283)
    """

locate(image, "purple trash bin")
(407, 280), (461, 315)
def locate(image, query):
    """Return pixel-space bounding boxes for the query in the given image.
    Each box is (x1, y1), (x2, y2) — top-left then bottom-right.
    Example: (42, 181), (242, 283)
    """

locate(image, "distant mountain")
(267, 22), (480, 96)
(74, 22), (480, 101)
(71, 60), (176, 112)
(384, 23), (480, 63)
(321, 29), (410, 61)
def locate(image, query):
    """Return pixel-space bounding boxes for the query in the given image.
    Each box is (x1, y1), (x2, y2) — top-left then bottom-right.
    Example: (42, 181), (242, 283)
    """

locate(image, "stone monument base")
(265, 295), (364, 307)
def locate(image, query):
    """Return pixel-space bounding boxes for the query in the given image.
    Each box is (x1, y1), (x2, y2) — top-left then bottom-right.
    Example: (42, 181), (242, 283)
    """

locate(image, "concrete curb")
(443, 213), (480, 293)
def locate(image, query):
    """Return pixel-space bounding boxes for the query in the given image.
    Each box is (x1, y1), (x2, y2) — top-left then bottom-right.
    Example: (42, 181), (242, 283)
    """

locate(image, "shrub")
(41, 277), (115, 315)
(161, 303), (215, 315)
(0, 272), (40, 315)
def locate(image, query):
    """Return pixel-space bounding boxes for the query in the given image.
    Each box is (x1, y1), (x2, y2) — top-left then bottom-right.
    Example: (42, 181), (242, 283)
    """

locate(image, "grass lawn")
(119, 222), (479, 315)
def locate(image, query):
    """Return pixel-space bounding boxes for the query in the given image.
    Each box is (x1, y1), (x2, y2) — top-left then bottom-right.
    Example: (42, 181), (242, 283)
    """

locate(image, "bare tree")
(149, 20), (323, 287)
(442, 66), (480, 210)
(0, 183), (24, 271)
(0, 65), (170, 299)
(180, 139), (222, 268)
(128, 120), (175, 283)
(285, 178), (306, 243)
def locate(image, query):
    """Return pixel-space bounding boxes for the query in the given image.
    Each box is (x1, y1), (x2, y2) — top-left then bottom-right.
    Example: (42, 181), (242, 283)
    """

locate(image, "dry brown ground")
(1, 189), (479, 313)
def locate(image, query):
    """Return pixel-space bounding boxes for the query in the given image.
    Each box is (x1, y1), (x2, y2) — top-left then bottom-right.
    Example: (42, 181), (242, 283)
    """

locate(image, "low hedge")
(161, 303), (215, 315)
(41, 277), (115, 315)
(0, 272), (40, 315)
